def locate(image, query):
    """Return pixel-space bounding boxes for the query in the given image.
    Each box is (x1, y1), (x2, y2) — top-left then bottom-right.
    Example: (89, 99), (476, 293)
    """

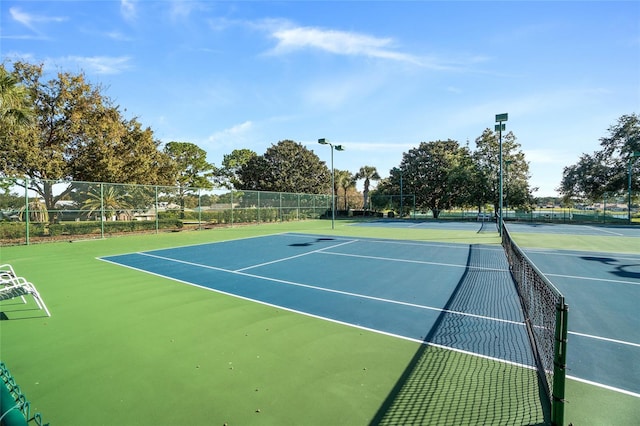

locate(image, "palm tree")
(19, 199), (49, 223)
(0, 66), (32, 125)
(82, 185), (133, 221)
(355, 166), (380, 210)
(335, 170), (356, 211)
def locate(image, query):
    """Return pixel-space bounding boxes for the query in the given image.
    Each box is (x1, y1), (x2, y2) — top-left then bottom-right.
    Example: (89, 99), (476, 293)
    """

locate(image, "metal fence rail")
(0, 178), (331, 245)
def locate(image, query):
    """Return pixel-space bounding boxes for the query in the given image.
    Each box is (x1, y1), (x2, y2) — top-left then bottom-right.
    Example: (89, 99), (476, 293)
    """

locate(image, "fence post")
(154, 186), (159, 234)
(100, 183), (105, 238)
(24, 178), (30, 245)
(198, 188), (202, 230)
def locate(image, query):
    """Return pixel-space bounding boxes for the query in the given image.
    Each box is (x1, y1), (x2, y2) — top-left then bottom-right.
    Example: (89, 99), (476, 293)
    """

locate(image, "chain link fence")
(0, 178), (331, 245)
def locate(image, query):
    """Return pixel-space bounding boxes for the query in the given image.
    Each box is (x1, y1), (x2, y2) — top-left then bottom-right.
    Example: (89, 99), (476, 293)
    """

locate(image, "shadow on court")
(370, 244), (551, 425)
(581, 256), (640, 280)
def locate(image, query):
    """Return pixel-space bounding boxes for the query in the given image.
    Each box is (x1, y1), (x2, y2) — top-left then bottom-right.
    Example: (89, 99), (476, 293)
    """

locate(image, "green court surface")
(0, 220), (637, 425)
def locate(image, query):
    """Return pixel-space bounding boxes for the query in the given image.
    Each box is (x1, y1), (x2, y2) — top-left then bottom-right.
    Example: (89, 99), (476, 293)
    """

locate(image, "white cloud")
(9, 7), (67, 35)
(523, 149), (575, 165)
(303, 74), (383, 109)
(62, 56), (133, 75)
(207, 121), (254, 147)
(120, 0), (137, 21)
(268, 25), (422, 66)
(262, 22), (488, 72)
(169, 0), (207, 21)
(344, 142), (415, 152)
(104, 31), (133, 42)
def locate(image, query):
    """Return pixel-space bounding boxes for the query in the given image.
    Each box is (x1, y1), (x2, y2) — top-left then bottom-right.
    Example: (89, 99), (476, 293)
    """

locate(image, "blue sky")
(2, 1), (638, 197)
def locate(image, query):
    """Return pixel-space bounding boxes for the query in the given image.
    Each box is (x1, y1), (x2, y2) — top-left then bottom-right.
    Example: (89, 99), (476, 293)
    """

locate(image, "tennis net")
(501, 223), (568, 426)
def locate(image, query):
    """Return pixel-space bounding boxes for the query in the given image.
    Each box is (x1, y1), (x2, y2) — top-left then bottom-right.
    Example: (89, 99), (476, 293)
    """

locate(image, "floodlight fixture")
(317, 138), (344, 229)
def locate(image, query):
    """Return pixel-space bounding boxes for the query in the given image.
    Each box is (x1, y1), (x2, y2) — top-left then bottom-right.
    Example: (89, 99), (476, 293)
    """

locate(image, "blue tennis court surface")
(522, 247), (640, 396)
(507, 222), (640, 237)
(100, 233), (535, 369)
(101, 228), (639, 402)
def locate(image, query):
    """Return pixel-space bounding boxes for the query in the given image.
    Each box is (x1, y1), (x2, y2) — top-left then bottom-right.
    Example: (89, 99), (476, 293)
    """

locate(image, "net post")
(551, 299), (569, 426)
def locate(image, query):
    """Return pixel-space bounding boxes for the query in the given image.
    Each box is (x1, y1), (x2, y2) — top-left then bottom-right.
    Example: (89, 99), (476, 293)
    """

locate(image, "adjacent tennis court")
(516, 242), (640, 396)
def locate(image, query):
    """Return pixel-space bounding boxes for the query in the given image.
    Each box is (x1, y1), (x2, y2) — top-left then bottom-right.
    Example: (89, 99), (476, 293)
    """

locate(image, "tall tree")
(399, 140), (473, 218)
(164, 141), (216, 216)
(219, 148), (257, 189)
(0, 65), (32, 193)
(81, 185), (133, 221)
(334, 169), (356, 210)
(559, 114), (640, 201)
(0, 65), (31, 125)
(0, 60), (174, 221)
(558, 153), (612, 201)
(355, 166), (380, 209)
(473, 129), (534, 214)
(372, 168), (406, 215)
(237, 140), (330, 194)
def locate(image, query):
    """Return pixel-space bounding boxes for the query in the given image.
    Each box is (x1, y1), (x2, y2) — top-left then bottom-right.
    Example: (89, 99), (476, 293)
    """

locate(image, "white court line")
(319, 251), (510, 273)
(545, 273), (640, 287)
(103, 252), (639, 399)
(569, 331), (640, 348)
(585, 225), (625, 236)
(99, 255), (534, 372)
(567, 375), (640, 398)
(525, 248), (640, 262)
(137, 252), (523, 327)
(235, 239), (358, 272)
(289, 232), (505, 252)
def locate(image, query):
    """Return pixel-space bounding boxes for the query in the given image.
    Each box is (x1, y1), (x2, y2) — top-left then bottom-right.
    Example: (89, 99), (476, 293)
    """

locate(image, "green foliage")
(164, 141), (216, 190)
(237, 140), (330, 194)
(81, 185), (134, 220)
(560, 114), (640, 201)
(0, 187), (23, 210)
(0, 222), (26, 240)
(1, 60), (175, 222)
(163, 141), (217, 217)
(334, 169), (357, 210)
(219, 149), (257, 189)
(473, 129), (533, 213)
(355, 166), (381, 209)
(0, 65), (32, 131)
(391, 140), (473, 218)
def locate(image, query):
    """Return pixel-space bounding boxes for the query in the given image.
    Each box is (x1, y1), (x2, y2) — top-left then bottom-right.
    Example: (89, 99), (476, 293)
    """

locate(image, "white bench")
(0, 264), (51, 317)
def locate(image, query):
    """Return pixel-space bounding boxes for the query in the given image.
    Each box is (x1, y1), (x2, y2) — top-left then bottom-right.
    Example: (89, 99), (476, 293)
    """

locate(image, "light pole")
(505, 159), (513, 220)
(628, 151), (640, 223)
(318, 138), (345, 229)
(399, 170), (403, 219)
(495, 113), (508, 236)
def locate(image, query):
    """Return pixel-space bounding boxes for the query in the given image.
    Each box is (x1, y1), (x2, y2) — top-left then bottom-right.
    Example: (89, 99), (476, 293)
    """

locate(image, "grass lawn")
(1, 219), (637, 425)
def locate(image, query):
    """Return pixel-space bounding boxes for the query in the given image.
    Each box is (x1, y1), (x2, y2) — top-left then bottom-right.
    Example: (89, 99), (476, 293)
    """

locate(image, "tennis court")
(356, 221), (640, 392)
(1, 219), (638, 425)
(101, 233), (533, 365)
(511, 236), (640, 396)
(101, 231), (550, 424)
